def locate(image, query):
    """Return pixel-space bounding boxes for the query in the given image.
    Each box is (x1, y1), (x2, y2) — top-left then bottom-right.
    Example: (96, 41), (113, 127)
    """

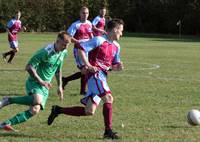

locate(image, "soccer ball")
(187, 109), (200, 126)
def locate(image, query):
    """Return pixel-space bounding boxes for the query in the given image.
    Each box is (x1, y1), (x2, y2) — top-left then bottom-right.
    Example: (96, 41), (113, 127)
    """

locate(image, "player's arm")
(6, 27), (13, 37)
(70, 36), (79, 43)
(77, 38), (100, 73)
(78, 49), (97, 73)
(89, 28), (94, 39)
(55, 68), (63, 100)
(6, 21), (14, 36)
(92, 25), (106, 34)
(21, 26), (26, 31)
(26, 49), (52, 89)
(111, 44), (124, 71)
(25, 64), (52, 89)
(67, 23), (79, 43)
(92, 17), (106, 35)
(111, 62), (124, 71)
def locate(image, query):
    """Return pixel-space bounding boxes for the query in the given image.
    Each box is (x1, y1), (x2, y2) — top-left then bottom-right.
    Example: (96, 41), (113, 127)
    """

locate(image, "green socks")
(3, 96), (35, 126)
(4, 110), (33, 125)
(9, 95), (34, 105)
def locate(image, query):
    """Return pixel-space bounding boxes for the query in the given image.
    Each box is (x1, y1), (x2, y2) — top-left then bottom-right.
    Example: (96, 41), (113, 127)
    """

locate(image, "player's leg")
(3, 41), (18, 63)
(47, 97), (98, 125)
(0, 94), (43, 131)
(62, 48), (82, 89)
(102, 94), (113, 131)
(80, 66), (88, 95)
(0, 109), (33, 131)
(62, 48), (88, 94)
(2, 41), (13, 60)
(62, 70), (87, 94)
(0, 95), (34, 109)
(48, 76), (100, 125)
(62, 72), (82, 89)
(93, 71), (119, 139)
(7, 41), (19, 63)
(2, 52), (8, 62)
(0, 107), (36, 128)
(47, 105), (86, 125)
(101, 94), (119, 139)
(7, 48), (18, 63)
(0, 80), (43, 109)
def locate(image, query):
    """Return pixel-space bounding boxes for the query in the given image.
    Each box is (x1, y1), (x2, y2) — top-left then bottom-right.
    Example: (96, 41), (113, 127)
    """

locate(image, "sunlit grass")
(0, 32), (200, 142)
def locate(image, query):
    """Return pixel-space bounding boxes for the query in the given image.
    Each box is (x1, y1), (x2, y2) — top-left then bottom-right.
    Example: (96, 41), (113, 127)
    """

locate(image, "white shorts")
(9, 41), (18, 49)
(81, 70), (111, 106)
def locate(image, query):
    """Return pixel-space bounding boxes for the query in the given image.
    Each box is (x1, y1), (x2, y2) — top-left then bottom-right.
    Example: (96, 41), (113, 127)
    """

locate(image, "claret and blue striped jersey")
(7, 18), (22, 41)
(78, 35), (121, 72)
(67, 20), (93, 42)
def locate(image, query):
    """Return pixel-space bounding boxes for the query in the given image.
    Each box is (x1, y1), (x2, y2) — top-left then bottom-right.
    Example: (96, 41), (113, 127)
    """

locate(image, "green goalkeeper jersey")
(27, 43), (67, 82)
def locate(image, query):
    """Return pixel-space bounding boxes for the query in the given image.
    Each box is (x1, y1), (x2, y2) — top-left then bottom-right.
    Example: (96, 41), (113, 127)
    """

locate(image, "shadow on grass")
(69, 93), (83, 96)
(0, 132), (38, 138)
(0, 93), (24, 97)
(0, 69), (24, 72)
(163, 125), (190, 129)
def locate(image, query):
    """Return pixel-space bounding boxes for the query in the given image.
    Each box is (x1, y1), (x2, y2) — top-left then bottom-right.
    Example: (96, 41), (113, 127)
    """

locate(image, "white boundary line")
(124, 62), (160, 71)
(114, 74), (200, 83)
(113, 62), (200, 82)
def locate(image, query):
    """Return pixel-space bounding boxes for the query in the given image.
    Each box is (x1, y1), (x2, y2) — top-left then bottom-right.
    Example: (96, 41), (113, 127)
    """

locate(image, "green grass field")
(0, 32), (200, 142)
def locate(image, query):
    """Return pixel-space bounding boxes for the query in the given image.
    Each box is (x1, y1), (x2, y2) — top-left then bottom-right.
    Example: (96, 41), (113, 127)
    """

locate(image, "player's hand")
(8, 32), (14, 37)
(102, 30), (107, 35)
(118, 62), (124, 70)
(112, 62), (124, 71)
(41, 81), (52, 89)
(23, 26), (26, 31)
(57, 86), (64, 100)
(87, 65), (98, 73)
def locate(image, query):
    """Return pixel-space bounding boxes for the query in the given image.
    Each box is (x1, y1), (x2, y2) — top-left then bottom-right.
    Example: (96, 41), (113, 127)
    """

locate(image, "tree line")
(0, 0), (200, 35)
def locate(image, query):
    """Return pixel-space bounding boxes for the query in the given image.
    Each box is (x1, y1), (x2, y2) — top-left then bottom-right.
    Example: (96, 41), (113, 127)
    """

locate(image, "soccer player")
(62, 6), (93, 95)
(92, 7), (107, 36)
(48, 19), (124, 139)
(2, 10), (25, 63)
(0, 31), (71, 131)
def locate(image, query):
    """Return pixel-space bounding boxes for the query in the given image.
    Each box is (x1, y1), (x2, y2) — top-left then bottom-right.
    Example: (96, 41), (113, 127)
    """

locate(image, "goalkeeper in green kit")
(0, 31), (71, 131)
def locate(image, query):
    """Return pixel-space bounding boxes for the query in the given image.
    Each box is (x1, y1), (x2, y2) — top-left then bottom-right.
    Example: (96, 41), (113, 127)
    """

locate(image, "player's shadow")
(0, 132), (38, 138)
(0, 93), (24, 97)
(163, 124), (189, 129)
(0, 69), (24, 72)
(69, 93), (82, 96)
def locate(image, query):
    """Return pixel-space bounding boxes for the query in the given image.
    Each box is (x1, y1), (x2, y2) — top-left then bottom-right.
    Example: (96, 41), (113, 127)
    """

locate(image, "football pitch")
(0, 32), (200, 142)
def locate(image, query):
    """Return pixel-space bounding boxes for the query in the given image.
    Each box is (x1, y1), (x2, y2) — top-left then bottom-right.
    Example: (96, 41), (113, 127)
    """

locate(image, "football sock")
(63, 72), (81, 82)
(7, 51), (15, 63)
(103, 103), (112, 130)
(80, 74), (86, 93)
(9, 95), (34, 106)
(58, 106), (86, 116)
(4, 110), (33, 125)
(4, 50), (13, 57)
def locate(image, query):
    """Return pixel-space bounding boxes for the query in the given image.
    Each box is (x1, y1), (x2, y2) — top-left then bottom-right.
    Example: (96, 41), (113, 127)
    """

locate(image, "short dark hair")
(15, 10), (21, 14)
(80, 6), (89, 12)
(106, 18), (124, 31)
(57, 31), (71, 41)
(100, 6), (106, 10)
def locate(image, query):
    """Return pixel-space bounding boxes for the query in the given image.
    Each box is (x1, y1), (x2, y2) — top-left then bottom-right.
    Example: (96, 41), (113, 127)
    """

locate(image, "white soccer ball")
(187, 109), (200, 126)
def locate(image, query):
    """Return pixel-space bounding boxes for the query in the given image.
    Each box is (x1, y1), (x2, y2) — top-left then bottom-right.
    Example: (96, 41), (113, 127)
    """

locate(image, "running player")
(92, 7), (107, 36)
(0, 31), (71, 131)
(48, 19), (124, 140)
(2, 10), (25, 63)
(62, 6), (93, 95)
